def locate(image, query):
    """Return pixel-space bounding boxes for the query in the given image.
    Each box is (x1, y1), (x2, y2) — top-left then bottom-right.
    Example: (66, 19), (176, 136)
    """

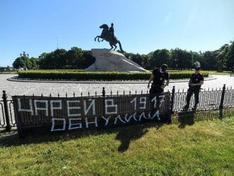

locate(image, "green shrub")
(18, 70), (209, 81)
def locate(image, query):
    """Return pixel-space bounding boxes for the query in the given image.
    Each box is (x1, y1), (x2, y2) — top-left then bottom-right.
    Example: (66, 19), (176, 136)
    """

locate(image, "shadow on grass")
(116, 127), (148, 152)
(0, 122), (164, 152)
(177, 111), (195, 128)
(115, 123), (163, 152)
(1, 110), (233, 151)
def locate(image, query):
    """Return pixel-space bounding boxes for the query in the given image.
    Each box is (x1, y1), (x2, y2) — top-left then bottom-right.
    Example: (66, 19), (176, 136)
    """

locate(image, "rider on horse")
(94, 23), (124, 52)
(109, 23), (114, 40)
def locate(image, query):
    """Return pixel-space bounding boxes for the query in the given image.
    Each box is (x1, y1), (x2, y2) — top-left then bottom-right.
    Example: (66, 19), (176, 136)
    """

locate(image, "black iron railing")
(1, 84), (234, 132)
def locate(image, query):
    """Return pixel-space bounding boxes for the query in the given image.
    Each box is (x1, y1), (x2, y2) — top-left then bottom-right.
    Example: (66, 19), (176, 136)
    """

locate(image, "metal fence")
(172, 85), (234, 112)
(224, 87), (234, 107)
(1, 84), (234, 132)
(174, 87), (222, 112)
(0, 91), (16, 131)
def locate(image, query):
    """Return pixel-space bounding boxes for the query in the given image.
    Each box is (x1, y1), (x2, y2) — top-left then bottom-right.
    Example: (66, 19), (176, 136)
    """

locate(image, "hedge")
(17, 70), (209, 81)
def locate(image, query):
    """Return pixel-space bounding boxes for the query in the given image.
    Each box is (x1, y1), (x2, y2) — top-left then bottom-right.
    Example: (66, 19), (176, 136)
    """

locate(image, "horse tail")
(118, 40), (124, 53)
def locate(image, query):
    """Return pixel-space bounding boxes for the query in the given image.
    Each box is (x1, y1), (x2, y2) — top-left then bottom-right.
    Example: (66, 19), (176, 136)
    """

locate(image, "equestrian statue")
(94, 23), (124, 52)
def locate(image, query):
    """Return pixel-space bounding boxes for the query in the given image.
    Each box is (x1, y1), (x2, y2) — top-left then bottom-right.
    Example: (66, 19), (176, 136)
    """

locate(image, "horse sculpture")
(94, 24), (124, 52)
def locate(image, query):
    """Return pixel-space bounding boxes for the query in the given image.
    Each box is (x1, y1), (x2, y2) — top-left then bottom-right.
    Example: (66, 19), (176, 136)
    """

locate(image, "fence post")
(170, 86), (175, 115)
(102, 87), (106, 117)
(2, 90), (11, 131)
(219, 84), (226, 119)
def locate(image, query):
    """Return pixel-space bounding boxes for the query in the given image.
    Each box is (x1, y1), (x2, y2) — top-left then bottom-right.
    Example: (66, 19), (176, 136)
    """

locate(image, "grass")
(206, 71), (232, 75)
(169, 70), (232, 75)
(0, 115), (234, 176)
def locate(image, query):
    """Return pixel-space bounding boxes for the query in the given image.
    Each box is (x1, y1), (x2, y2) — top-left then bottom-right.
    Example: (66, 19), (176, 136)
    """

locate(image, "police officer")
(183, 62), (204, 111)
(148, 64), (169, 110)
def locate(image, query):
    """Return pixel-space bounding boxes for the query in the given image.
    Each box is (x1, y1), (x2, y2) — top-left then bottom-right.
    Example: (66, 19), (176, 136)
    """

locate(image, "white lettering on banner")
(17, 98), (34, 115)
(16, 94), (170, 133)
(139, 97), (146, 109)
(130, 97), (147, 110)
(51, 118), (66, 131)
(124, 113), (137, 123)
(160, 95), (165, 104)
(156, 111), (160, 120)
(130, 97), (137, 110)
(151, 96), (157, 108)
(85, 117), (98, 128)
(50, 100), (62, 117)
(114, 115), (126, 124)
(67, 100), (81, 117)
(139, 112), (147, 121)
(68, 118), (82, 130)
(49, 111), (164, 131)
(101, 116), (111, 126)
(84, 99), (96, 115)
(132, 112), (138, 121)
(105, 99), (118, 115)
(151, 95), (165, 108)
(34, 100), (48, 116)
(124, 113), (130, 122)
(148, 111), (160, 120)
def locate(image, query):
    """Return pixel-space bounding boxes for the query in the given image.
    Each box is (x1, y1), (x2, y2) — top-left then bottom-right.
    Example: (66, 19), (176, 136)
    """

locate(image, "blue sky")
(0, 0), (234, 66)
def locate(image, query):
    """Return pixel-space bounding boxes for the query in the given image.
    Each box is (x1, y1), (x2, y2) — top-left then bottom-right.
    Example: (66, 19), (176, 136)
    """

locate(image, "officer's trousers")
(185, 88), (200, 107)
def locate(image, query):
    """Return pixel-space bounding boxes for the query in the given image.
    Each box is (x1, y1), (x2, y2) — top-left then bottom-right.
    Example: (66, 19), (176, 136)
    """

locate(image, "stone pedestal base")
(86, 49), (148, 72)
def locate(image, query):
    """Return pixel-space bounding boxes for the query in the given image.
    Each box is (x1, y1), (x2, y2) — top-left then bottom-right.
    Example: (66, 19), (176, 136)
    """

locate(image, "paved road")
(0, 74), (234, 97)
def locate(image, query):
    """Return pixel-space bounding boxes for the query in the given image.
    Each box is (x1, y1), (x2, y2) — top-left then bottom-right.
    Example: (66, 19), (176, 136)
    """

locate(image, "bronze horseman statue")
(94, 23), (124, 52)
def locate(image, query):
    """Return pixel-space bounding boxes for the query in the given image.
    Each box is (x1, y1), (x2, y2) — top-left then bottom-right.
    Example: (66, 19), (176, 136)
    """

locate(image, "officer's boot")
(182, 105), (189, 111)
(192, 104), (197, 111)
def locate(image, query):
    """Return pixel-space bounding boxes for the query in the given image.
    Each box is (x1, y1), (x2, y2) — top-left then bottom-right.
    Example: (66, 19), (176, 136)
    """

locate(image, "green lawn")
(206, 71), (232, 75)
(0, 116), (234, 176)
(169, 70), (232, 75)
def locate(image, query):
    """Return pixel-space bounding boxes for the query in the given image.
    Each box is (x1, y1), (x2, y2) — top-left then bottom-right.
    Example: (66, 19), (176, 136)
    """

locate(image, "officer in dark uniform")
(148, 64), (169, 110)
(183, 62), (204, 111)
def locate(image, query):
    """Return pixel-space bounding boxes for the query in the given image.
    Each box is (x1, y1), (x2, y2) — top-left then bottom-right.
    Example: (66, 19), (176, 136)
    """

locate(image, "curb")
(7, 76), (216, 84)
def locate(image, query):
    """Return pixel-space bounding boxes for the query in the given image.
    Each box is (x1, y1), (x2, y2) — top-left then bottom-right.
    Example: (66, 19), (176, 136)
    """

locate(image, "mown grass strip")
(0, 116), (233, 176)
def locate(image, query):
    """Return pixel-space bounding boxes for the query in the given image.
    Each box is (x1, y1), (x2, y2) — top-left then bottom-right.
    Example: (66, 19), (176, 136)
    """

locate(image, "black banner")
(12, 92), (171, 134)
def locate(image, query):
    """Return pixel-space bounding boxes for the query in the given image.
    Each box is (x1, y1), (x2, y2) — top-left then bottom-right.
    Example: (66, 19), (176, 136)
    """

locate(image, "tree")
(38, 52), (48, 60)
(80, 51), (95, 69)
(141, 54), (150, 69)
(202, 51), (217, 70)
(65, 47), (83, 68)
(148, 49), (171, 69)
(38, 48), (95, 69)
(13, 57), (27, 69)
(30, 57), (39, 69)
(12, 52), (38, 69)
(226, 41), (234, 71)
(215, 44), (230, 71)
(129, 53), (144, 66)
(170, 49), (192, 69)
(39, 49), (67, 69)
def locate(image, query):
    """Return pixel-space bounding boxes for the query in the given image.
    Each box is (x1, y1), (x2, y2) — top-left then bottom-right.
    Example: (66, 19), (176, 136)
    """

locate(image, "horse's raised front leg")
(94, 36), (98, 41)
(94, 36), (101, 42)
